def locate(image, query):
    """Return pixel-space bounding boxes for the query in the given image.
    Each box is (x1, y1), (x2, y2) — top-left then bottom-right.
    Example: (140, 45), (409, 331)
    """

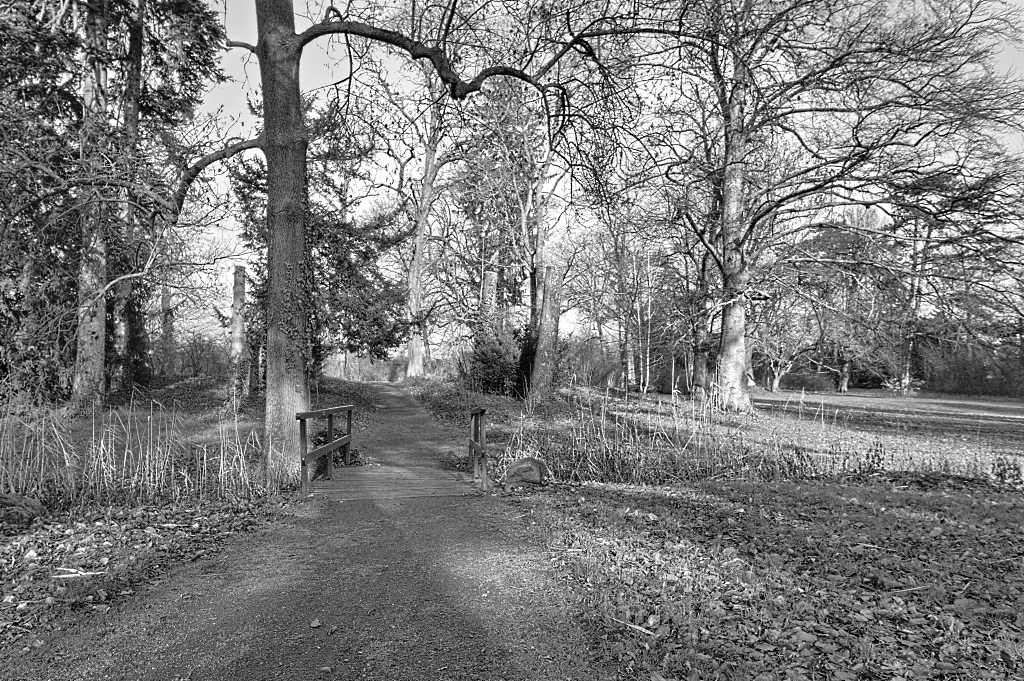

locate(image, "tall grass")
(503, 389), (1023, 487)
(0, 397), (266, 508)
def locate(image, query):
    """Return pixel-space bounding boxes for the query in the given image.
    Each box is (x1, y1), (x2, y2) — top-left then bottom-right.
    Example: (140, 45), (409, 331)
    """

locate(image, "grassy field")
(408, 381), (1024, 680)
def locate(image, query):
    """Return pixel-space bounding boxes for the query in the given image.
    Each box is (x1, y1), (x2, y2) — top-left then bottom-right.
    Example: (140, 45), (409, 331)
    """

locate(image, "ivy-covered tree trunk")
(110, 0), (145, 394)
(70, 1), (111, 409)
(838, 359), (851, 393)
(690, 252), (714, 398)
(691, 299), (713, 398)
(256, 0), (310, 484)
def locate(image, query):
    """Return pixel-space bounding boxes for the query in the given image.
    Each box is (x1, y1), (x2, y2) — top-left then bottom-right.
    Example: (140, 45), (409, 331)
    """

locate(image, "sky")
(204, 1), (350, 126)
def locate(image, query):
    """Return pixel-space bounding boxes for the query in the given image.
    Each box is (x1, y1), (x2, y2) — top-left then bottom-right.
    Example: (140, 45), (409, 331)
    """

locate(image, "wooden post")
(469, 412), (478, 480)
(468, 408), (491, 491)
(345, 408), (353, 464)
(299, 417), (308, 494)
(479, 411), (490, 491)
(326, 413), (334, 480)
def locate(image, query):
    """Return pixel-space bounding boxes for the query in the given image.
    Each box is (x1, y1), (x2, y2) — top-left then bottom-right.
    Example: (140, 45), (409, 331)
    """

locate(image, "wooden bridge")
(296, 391), (493, 502)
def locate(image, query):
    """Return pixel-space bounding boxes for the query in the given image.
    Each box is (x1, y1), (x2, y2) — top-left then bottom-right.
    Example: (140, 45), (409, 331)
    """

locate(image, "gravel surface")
(3, 384), (608, 680)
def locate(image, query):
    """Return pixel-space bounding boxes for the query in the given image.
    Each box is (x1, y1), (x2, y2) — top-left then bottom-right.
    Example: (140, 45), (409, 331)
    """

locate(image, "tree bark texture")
(257, 0), (310, 484)
(159, 285), (175, 375)
(528, 266), (561, 404)
(72, 222), (107, 407)
(230, 266), (251, 404)
(111, 0), (146, 393)
(70, 0), (111, 408)
(481, 270), (498, 316)
(405, 112), (441, 378)
(715, 53), (752, 412)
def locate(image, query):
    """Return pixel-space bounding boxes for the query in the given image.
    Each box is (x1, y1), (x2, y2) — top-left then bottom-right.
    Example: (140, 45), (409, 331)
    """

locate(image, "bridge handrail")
(296, 404), (354, 495)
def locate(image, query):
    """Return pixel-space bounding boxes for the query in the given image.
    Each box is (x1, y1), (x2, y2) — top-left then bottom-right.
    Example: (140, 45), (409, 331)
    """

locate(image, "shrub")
(779, 372), (835, 393)
(461, 320), (522, 395)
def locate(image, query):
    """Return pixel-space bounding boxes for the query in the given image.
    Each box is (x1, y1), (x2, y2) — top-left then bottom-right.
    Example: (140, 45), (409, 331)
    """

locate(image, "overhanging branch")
(174, 137), (264, 215)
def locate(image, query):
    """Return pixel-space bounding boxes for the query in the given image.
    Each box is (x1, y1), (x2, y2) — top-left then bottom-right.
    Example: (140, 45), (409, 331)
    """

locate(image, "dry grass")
(0, 375), (383, 509)
(0, 397), (265, 508)
(498, 388), (1024, 489)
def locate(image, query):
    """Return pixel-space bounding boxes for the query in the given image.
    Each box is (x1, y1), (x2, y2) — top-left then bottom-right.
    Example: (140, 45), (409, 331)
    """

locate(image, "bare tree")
(640, 0), (1024, 409)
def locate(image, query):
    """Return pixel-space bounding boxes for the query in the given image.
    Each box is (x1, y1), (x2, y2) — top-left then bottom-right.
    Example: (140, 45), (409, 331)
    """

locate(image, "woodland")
(2, 1), (1024, 675)
(3, 0), (1024, 480)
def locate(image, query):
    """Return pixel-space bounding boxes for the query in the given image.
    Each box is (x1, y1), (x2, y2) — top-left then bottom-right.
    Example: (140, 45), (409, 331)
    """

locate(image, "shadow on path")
(6, 384), (605, 681)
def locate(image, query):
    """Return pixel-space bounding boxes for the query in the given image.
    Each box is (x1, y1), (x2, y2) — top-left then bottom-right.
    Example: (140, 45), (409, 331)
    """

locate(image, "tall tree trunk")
(159, 285), (175, 375)
(528, 266), (561, 404)
(111, 0), (146, 393)
(481, 270), (498, 316)
(838, 359), (851, 393)
(72, 224), (108, 406)
(230, 266), (251, 404)
(715, 53), (752, 412)
(70, 0), (111, 409)
(405, 114), (441, 379)
(691, 255), (714, 398)
(257, 0), (310, 484)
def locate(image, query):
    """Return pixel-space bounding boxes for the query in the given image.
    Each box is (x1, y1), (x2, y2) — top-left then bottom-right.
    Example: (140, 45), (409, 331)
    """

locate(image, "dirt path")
(5, 384), (607, 681)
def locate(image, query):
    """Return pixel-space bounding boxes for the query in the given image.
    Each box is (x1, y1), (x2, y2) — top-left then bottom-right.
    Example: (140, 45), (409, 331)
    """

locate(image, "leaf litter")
(524, 477), (1023, 680)
(0, 498), (283, 655)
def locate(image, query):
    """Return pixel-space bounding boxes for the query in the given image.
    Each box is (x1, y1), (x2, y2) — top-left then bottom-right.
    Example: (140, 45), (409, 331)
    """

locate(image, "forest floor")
(2, 380), (1023, 681)
(0, 381), (608, 681)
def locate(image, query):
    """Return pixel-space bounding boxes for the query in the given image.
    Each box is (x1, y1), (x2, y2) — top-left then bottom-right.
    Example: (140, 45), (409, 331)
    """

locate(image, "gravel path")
(5, 384), (607, 681)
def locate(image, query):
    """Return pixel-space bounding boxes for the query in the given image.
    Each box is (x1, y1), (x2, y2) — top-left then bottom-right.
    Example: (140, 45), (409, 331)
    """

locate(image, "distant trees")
(653, 0), (1024, 408)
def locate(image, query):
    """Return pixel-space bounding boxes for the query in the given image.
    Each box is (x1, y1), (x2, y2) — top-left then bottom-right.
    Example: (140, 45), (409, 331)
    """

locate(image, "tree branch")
(297, 17), (679, 99)
(174, 137), (264, 215)
(226, 39), (257, 54)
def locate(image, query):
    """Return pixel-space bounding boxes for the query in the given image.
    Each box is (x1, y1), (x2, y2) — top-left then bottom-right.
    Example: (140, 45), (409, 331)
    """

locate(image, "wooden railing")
(296, 405), (354, 495)
(468, 407), (493, 492)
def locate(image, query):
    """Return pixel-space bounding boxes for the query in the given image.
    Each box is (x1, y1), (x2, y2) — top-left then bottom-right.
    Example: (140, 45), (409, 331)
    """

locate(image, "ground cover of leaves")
(0, 499), (282, 655)
(522, 478), (1023, 680)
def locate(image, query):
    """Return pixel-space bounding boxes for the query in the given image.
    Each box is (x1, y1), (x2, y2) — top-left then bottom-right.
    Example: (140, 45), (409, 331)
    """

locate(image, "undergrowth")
(0, 398), (265, 509)
(0, 376), (381, 510)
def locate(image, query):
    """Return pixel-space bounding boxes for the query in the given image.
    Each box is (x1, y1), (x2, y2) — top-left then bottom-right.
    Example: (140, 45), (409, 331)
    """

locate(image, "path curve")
(5, 383), (607, 681)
